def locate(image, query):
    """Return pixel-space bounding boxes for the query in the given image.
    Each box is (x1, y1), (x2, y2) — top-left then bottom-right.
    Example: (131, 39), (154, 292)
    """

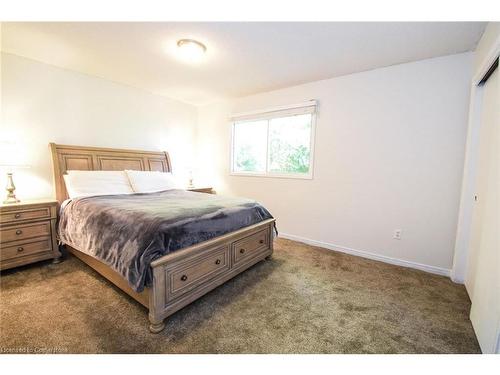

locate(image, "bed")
(49, 143), (275, 333)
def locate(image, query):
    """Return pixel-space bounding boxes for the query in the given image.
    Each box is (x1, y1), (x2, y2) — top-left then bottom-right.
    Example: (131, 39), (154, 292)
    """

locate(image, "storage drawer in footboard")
(164, 245), (231, 303)
(147, 218), (275, 333)
(231, 227), (271, 267)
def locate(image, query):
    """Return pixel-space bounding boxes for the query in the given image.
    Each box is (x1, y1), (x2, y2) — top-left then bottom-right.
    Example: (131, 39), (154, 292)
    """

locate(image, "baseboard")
(279, 232), (451, 278)
(450, 268), (465, 284)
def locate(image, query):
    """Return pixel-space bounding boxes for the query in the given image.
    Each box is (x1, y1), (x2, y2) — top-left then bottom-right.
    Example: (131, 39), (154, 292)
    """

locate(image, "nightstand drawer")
(0, 207), (52, 224)
(0, 237), (53, 261)
(0, 222), (51, 243)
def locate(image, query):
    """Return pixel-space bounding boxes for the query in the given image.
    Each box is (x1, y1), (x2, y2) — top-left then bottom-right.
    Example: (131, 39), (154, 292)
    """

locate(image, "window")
(231, 101), (316, 179)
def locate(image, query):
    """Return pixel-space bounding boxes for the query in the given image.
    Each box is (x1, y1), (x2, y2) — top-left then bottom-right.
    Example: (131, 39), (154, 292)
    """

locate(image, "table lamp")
(0, 141), (30, 204)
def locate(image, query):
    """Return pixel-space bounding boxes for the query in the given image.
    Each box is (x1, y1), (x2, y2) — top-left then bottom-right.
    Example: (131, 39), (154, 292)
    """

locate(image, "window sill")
(229, 172), (313, 180)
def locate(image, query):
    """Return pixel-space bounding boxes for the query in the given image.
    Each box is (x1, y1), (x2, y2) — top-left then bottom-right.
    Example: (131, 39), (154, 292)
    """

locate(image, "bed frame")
(49, 143), (275, 333)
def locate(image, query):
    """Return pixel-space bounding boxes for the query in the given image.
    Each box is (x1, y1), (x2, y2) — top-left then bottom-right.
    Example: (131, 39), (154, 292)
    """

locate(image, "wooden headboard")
(49, 143), (172, 204)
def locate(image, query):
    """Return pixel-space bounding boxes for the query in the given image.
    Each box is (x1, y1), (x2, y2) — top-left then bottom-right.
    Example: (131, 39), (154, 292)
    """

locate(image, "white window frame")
(230, 101), (317, 180)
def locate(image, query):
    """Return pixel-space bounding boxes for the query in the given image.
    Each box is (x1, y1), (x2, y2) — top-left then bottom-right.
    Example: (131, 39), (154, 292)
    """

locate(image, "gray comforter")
(58, 190), (274, 292)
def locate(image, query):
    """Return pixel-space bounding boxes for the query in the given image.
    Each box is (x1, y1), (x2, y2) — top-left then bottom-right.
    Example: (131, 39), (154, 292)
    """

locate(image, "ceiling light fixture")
(176, 39), (207, 63)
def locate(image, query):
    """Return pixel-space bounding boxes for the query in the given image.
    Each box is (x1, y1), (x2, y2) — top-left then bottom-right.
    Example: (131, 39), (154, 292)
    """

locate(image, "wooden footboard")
(147, 218), (275, 333)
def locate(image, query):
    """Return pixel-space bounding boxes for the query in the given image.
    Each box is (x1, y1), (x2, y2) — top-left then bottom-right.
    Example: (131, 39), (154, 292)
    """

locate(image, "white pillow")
(125, 170), (181, 193)
(63, 170), (134, 198)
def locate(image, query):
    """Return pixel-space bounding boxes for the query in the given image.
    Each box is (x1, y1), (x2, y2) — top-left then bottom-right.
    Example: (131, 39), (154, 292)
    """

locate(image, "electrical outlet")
(393, 229), (402, 240)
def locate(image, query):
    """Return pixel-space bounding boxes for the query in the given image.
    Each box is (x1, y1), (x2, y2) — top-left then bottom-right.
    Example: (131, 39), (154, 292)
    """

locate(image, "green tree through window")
(232, 112), (314, 177)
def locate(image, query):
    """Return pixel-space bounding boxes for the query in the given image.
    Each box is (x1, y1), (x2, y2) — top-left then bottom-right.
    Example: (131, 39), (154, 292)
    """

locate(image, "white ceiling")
(1, 22), (486, 105)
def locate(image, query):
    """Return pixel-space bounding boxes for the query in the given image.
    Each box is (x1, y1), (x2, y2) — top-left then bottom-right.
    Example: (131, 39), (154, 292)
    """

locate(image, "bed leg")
(149, 320), (165, 334)
(149, 317), (165, 334)
(265, 254), (272, 260)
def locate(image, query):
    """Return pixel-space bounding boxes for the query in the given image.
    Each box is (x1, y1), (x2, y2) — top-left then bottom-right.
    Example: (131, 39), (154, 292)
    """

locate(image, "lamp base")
(3, 172), (21, 204)
(3, 196), (20, 204)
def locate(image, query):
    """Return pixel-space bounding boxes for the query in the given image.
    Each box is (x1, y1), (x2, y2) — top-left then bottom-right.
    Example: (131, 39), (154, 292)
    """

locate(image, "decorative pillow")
(125, 170), (182, 193)
(63, 170), (134, 198)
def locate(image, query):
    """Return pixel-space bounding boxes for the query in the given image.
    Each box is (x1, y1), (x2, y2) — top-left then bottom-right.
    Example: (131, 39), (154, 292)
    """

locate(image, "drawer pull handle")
(17, 247), (24, 252)
(14, 213), (21, 219)
(180, 275), (188, 281)
(215, 259), (221, 265)
(239, 248), (245, 254)
(259, 239), (264, 244)
(16, 230), (23, 235)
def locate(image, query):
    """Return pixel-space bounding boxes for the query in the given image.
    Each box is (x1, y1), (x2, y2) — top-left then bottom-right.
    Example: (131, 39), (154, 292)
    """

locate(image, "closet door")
(468, 62), (499, 353)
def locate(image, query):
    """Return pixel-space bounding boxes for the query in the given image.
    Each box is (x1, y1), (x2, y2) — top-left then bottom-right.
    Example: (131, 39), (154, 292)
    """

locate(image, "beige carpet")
(0, 238), (480, 353)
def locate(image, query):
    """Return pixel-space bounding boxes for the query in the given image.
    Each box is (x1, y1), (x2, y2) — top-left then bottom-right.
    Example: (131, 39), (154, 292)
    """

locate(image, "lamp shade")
(0, 141), (31, 169)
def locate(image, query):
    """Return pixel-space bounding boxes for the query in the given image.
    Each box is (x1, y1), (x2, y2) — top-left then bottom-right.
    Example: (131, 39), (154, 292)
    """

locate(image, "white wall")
(0, 53), (198, 200)
(197, 53), (473, 274)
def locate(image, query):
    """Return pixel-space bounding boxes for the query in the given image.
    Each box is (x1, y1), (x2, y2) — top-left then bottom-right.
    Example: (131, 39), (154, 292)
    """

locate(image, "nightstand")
(0, 199), (61, 271)
(187, 187), (214, 194)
